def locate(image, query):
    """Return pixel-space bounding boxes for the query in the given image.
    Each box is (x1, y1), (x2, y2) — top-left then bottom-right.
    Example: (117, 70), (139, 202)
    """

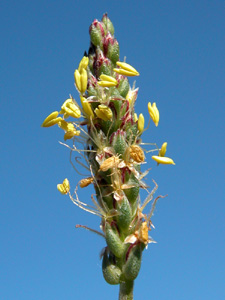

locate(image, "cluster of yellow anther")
(74, 57), (89, 94)
(57, 178), (70, 195)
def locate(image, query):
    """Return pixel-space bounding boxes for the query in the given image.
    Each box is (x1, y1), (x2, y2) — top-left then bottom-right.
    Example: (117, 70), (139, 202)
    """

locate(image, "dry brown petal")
(129, 145), (145, 163)
(79, 177), (94, 188)
(139, 221), (149, 244)
(100, 156), (120, 172)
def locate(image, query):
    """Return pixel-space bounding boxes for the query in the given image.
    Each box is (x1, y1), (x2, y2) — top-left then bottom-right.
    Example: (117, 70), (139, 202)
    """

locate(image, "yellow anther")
(95, 104), (113, 121)
(98, 74), (118, 87)
(74, 69), (81, 92)
(134, 113), (138, 122)
(57, 178), (70, 195)
(98, 80), (118, 87)
(64, 130), (80, 141)
(80, 68), (88, 93)
(148, 102), (159, 126)
(80, 96), (94, 119)
(114, 61), (139, 76)
(61, 99), (81, 119)
(159, 142), (167, 157)
(138, 113), (145, 133)
(41, 111), (63, 127)
(152, 155), (175, 165)
(78, 56), (89, 72)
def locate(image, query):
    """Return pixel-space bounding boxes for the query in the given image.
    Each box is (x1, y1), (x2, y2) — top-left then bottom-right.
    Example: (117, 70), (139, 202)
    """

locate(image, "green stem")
(119, 281), (134, 300)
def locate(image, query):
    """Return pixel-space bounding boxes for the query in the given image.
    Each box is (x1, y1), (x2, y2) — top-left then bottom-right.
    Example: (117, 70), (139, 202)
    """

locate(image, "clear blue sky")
(1, 1), (224, 299)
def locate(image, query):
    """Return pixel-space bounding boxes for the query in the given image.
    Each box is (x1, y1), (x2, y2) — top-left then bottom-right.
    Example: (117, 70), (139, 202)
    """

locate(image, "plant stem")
(119, 281), (134, 300)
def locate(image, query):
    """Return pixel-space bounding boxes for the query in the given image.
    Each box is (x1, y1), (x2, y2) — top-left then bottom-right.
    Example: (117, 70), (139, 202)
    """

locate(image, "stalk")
(119, 281), (134, 300)
(42, 13), (175, 300)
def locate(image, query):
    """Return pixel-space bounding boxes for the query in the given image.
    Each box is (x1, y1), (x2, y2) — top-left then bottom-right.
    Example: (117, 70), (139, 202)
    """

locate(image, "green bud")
(116, 195), (132, 231)
(124, 180), (139, 206)
(123, 243), (142, 281)
(105, 222), (125, 258)
(102, 250), (121, 285)
(126, 124), (138, 145)
(110, 129), (127, 156)
(107, 39), (120, 65)
(89, 20), (104, 48)
(102, 14), (114, 36)
(118, 77), (129, 98)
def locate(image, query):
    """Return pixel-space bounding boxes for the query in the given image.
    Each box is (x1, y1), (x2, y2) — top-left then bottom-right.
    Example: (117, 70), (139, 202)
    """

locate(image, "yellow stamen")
(95, 104), (113, 121)
(152, 156), (175, 165)
(148, 102), (159, 126)
(138, 113), (145, 133)
(57, 178), (70, 195)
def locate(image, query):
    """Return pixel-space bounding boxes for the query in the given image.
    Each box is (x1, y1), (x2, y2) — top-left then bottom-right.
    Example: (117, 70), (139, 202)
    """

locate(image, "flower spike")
(42, 14), (175, 300)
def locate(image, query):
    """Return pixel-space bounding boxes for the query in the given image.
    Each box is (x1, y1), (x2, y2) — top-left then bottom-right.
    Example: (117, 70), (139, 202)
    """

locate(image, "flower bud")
(102, 13), (114, 36)
(95, 104), (113, 121)
(116, 194), (132, 231)
(123, 243), (142, 281)
(89, 19), (105, 48)
(110, 129), (127, 156)
(102, 250), (121, 285)
(105, 222), (125, 258)
(117, 77), (129, 98)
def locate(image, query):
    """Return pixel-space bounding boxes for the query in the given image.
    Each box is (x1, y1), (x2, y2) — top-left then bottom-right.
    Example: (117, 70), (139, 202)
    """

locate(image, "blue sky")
(1, 1), (224, 299)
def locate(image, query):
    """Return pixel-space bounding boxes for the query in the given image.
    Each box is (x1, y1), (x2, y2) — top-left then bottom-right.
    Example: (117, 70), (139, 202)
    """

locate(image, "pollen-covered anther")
(129, 145), (145, 163)
(79, 177), (94, 188)
(57, 178), (70, 195)
(100, 156), (120, 172)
